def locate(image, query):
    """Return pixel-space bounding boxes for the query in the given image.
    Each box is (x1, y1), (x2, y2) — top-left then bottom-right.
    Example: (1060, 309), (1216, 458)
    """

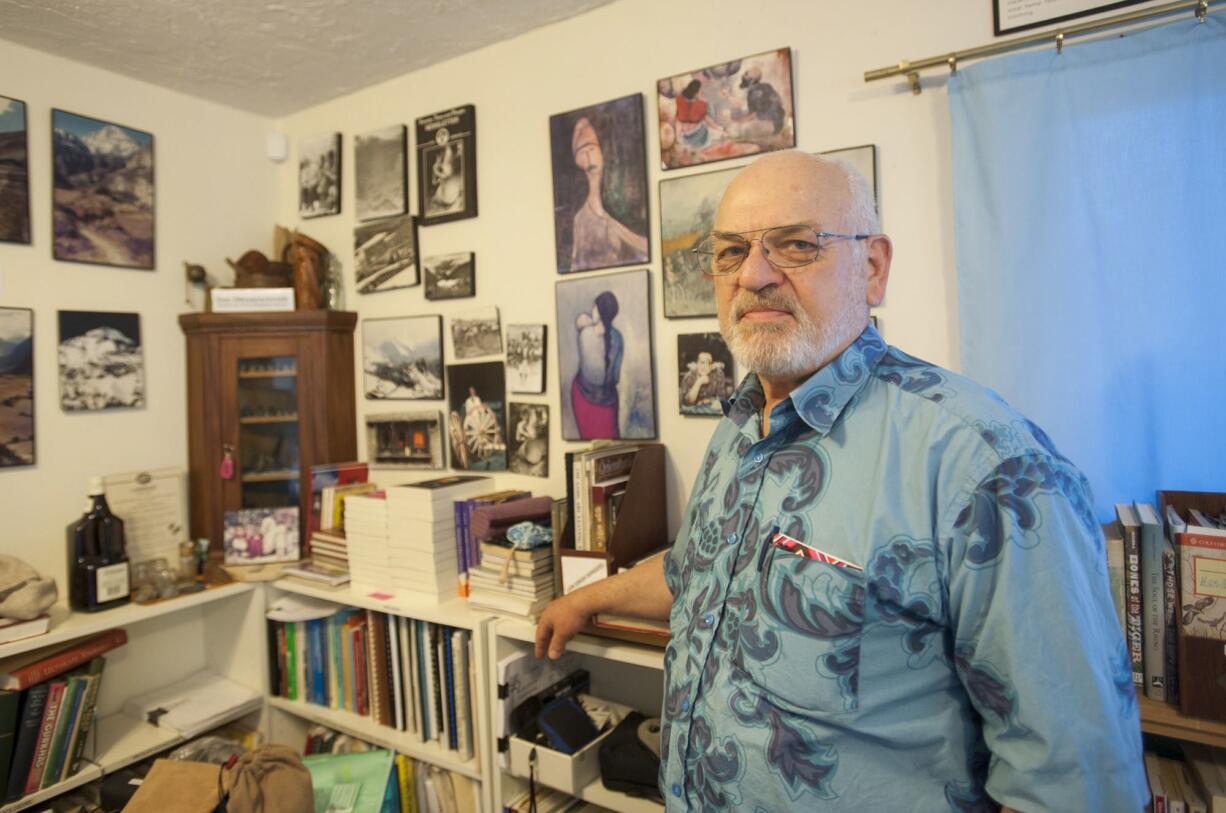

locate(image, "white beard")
(719, 286), (864, 380)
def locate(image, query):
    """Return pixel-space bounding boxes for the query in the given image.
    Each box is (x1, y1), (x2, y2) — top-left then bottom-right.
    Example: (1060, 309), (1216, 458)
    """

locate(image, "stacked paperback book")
(467, 540), (555, 620)
(286, 527), (351, 586)
(384, 477), (491, 599)
(344, 491), (391, 593)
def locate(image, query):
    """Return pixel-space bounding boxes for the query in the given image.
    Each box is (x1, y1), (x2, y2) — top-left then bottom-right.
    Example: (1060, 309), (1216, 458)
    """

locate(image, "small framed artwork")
(451, 306), (502, 360)
(659, 164), (740, 318)
(58, 310), (144, 411)
(223, 507), (300, 565)
(0, 96), (31, 245)
(555, 268), (656, 440)
(362, 314), (443, 400)
(0, 307), (34, 467)
(549, 93), (650, 274)
(354, 214), (419, 294)
(423, 252), (475, 300)
(445, 361), (507, 471)
(298, 132), (341, 218)
(508, 403), (549, 477)
(506, 324), (547, 394)
(678, 332), (735, 417)
(366, 411), (445, 469)
(993, 0), (1145, 35)
(657, 48), (795, 171)
(355, 124), (407, 221)
(416, 105), (477, 225)
(52, 109), (155, 269)
(821, 144), (878, 212)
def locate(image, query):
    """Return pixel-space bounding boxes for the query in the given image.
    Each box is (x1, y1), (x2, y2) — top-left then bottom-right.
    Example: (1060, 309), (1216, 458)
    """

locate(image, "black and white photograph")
(450, 306), (502, 360)
(677, 332), (735, 416)
(416, 105), (477, 225)
(365, 411), (445, 469)
(423, 252), (475, 300)
(298, 131), (341, 218)
(58, 310), (145, 411)
(0, 307), (34, 467)
(507, 402), (548, 477)
(506, 323), (546, 394)
(354, 213), (418, 294)
(446, 361), (506, 471)
(0, 96), (30, 245)
(53, 109), (155, 269)
(362, 314), (443, 400)
(355, 124), (407, 221)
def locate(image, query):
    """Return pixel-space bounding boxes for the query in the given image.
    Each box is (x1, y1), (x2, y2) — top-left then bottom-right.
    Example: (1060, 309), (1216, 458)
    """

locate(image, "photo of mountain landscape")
(0, 307), (34, 467)
(58, 310), (145, 411)
(52, 109), (154, 269)
(362, 315), (443, 400)
(0, 96), (30, 245)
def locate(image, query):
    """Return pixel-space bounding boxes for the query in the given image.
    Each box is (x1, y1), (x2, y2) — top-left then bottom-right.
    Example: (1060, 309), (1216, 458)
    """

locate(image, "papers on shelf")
(265, 593), (342, 623)
(122, 670), (261, 738)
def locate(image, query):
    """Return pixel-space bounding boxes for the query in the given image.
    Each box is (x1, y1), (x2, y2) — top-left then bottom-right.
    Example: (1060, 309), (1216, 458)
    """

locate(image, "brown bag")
(221, 744), (313, 813)
(122, 759), (220, 813)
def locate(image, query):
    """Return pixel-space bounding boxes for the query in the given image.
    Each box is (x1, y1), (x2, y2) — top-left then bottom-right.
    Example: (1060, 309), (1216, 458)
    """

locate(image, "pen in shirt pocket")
(757, 525), (780, 572)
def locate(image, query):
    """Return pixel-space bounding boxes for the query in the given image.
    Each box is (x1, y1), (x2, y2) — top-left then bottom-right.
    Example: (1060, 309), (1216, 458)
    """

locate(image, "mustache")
(731, 291), (799, 321)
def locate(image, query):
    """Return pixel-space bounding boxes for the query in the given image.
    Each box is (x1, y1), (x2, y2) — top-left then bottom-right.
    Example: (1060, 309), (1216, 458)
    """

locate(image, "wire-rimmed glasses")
(691, 224), (870, 276)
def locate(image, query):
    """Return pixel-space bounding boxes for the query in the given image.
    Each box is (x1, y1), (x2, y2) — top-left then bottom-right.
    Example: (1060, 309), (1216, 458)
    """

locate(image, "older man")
(536, 151), (1145, 811)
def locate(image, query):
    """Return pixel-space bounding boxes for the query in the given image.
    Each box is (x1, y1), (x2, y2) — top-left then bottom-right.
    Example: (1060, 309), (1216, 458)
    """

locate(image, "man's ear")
(864, 234), (892, 307)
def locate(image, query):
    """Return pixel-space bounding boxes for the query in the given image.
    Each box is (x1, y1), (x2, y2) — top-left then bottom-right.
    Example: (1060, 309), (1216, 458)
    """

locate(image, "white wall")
(273, 0), (986, 536)
(0, 40), (277, 581)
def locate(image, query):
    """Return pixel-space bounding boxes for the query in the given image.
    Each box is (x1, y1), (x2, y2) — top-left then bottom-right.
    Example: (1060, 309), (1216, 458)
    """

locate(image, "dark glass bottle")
(67, 477), (131, 612)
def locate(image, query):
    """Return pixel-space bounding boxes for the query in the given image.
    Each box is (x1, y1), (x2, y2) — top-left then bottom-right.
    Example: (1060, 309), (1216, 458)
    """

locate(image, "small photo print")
(508, 402), (548, 477)
(366, 411), (444, 469)
(299, 132), (341, 218)
(58, 310), (144, 411)
(354, 214), (419, 294)
(446, 361), (507, 471)
(223, 507), (300, 565)
(416, 105), (477, 225)
(363, 315), (444, 400)
(677, 332), (735, 416)
(423, 252), (475, 300)
(506, 324), (546, 394)
(355, 124), (407, 221)
(0, 307), (34, 467)
(451, 306), (502, 360)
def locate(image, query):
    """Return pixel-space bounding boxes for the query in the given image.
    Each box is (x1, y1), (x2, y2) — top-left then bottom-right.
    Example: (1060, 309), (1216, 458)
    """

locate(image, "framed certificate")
(993, 0), (1148, 36)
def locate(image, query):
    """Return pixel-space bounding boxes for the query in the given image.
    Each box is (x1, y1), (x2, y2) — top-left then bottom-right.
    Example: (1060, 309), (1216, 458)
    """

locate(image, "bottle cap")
(87, 476), (105, 496)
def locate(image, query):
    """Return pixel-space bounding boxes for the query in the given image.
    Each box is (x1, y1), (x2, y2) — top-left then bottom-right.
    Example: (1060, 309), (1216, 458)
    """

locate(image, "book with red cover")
(307, 461), (369, 536)
(0, 629), (127, 692)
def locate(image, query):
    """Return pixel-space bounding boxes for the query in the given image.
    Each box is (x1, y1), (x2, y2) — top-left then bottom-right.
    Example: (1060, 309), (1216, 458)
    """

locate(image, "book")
(1171, 757), (1209, 813)
(0, 629), (127, 692)
(0, 689), (20, 794)
(1161, 756), (1191, 813)
(1116, 504), (1145, 688)
(307, 462), (368, 535)
(388, 616), (404, 732)
(0, 617), (50, 647)
(24, 679), (66, 794)
(1104, 520), (1127, 637)
(283, 561), (351, 586)
(4, 682), (48, 801)
(452, 630), (474, 760)
(591, 480), (629, 552)
(1182, 742), (1226, 813)
(40, 675), (84, 788)
(1137, 501), (1168, 700)
(1148, 751), (1170, 813)
(443, 629), (457, 751)
(1177, 526), (1226, 721)
(63, 658), (106, 782)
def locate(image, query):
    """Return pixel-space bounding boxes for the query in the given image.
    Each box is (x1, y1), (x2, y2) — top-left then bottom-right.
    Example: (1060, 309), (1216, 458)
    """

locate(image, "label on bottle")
(95, 562), (130, 602)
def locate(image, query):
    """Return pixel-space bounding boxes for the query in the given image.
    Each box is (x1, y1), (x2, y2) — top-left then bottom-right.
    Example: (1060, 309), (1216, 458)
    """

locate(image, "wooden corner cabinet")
(179, 311), (358, 554)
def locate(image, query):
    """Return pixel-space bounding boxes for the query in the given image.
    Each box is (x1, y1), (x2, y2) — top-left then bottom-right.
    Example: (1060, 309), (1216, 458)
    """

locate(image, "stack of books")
(285, 527), (351, 586)
(467, 539), (555, 620)
(344, 491), (391, 593)
(564, 444), (639, 553)
(1144, 742), (1226, 811)
(384, 476), (490, 600)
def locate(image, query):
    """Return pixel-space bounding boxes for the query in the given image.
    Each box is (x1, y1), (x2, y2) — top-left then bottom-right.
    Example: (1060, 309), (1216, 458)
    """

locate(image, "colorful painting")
(555, 269), (655, 441)
(354, 214), (418, 294)
(0, 96), (30, 245)
(659, 164), (739, 318)
(508, 403), (549, 477)
(362, 315), (443, 400)
(366, 411), (444, 469)
(298, 131), (341, 218)
(0, 307), (34, 467)
(58, 310), (144, 411)
(423, 252), (475, 300)
(446, 361), (507, 471)
(223, 507), (300, 565)
(52, 110), (155, 268)
(678, 332), (735, 416)
(355, 124), (407, 221)
(657, 48), (795, 170)
(506, 324), (546, 394)
(549, 94), (650, 274)
(416, 105), (477, 225)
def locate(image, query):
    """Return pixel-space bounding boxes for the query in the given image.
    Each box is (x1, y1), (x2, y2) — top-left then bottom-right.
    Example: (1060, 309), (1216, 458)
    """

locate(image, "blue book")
(443, 629), (458, 751)
(308, 620), (325, 706)
(415, 621), (429, 742)
(5, 683), (49, 801)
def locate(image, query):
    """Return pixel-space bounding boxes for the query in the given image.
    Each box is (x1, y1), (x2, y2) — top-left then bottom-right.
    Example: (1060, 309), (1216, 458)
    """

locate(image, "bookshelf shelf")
(271, 579), (486, 630)
(0, 583), (256, 661)
(241, 470), (299, 483)
(1139, 694), (1226, 748)
(266, 696), (481, 779)
(576, 776), (664, 813)
(495, 618), (665, 671)
(237, 370), (298, 379)
(239, 414), (299, 424)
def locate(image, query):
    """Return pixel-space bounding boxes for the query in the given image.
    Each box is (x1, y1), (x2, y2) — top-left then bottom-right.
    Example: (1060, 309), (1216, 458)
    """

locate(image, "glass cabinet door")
(236, 355), (300, 509)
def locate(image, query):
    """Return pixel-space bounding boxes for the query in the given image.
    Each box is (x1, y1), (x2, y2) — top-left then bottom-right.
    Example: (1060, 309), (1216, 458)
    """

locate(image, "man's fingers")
(534, 617), (552, 658)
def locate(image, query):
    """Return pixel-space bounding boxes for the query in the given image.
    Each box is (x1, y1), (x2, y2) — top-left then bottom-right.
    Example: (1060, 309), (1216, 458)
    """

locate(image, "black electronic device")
(509, 667), (590, 742)
(536, 695), (601, 754)
(599, 711), (663, 802)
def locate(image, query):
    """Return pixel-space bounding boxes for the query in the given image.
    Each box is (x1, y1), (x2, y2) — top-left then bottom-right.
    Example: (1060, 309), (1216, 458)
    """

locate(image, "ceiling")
(0, 0), (617, 116)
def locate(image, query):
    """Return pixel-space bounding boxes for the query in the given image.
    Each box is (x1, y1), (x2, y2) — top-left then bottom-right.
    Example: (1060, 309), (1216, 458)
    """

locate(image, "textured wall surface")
(0, 0), (615, 114)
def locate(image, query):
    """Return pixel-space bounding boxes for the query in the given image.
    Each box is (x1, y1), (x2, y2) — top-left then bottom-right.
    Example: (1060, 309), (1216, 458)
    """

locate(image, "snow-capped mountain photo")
(58, 310), (145, 411)
(362, 315), (443, 400)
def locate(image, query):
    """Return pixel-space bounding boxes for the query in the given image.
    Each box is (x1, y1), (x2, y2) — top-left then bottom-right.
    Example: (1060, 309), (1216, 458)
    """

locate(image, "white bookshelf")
(272, 578), (484, 630)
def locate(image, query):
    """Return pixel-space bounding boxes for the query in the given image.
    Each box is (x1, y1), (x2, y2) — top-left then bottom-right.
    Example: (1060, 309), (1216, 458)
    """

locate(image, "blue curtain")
(950, 16), (1226, 520)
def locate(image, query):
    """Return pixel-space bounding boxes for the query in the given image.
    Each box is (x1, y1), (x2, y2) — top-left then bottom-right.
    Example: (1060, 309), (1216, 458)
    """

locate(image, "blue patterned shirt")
(661, 325), (1146, 812)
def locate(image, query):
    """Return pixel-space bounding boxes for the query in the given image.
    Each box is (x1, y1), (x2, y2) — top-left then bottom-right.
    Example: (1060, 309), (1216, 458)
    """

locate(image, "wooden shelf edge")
(1139, 694), (1226, 747)
(270, 579), (486, 630)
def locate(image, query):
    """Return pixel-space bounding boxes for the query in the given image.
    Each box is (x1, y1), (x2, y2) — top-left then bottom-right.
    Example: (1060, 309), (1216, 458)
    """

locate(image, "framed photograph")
(550, 93), (650, 274)
(423, 252), (475, 300)
(355, 124), (407, 221)
(416, 105), (477, 225)
(362, 314), (443, 400)
(507, 402), (549, 477)
(298, 131), (341, 218)
(223, 507), (300, 565)
(445, 361), (507, 471)
(366, 411), (445, 469)
(0, 307), (34, 467)
(993, 0), (1145, 35)
(451, 306), (502, 360)
(555, 268), (655, 441)
(354, 213), (419, 294)
(52, 110), (154, 269)
(678, 332), (735, 417)
(659, 164), (739, 318)
(58, 310), (144, 411)
(0, 96), (30, 245)
(657, 47), (795, 171)
(821, 143), (878, 211)
(506, 324), (547, 394)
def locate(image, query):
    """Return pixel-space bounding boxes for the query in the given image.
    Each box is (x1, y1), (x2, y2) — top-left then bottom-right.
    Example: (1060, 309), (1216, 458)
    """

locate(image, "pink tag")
(367, 591), (394, 601)
(219, 453), (234, 480)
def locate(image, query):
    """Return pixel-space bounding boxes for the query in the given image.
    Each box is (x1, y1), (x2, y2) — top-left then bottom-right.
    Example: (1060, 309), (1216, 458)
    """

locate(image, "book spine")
(1122, 524), (1145, 688)
(388, 616), (404, 732)
(354, 623), (369, 717)
(563, 452), (576, 551)
(3, 629), (127, 691)
(342, 622), (355, 713)
(266, 619), (282, 702)
(41, 677), (82, 789)
(285, 622), (298, 701)
(5, 684), (48, 801)
(65, 662), (105, 781)
(366, 611), (382, 724)
(1162, 540), (1180, 704)
(455, 502), (468, 598)
(0, 690), (20, 791)
(592, 486), (607, 553)
(24, 681), (65, 794)
(1141, 518), (1167, 701)
(443, 629), (457, 751)
(574, 458), (588, 551)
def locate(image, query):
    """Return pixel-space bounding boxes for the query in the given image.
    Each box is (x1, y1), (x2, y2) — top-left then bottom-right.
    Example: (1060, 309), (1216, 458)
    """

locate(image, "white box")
(210, 287), (296, 312)
(507, 729), (614, 795)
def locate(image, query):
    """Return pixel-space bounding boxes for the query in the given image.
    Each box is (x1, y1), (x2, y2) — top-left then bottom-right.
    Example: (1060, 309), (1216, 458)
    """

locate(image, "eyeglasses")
(691, 225), (870, 276)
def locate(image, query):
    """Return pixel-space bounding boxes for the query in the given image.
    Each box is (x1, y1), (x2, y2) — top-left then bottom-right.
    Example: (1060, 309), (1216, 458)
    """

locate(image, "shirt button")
(754, 453), (764, 463)
(703, 612), (715, 626)
(726, 532), (737, 545)
(681, 698), (691, 712)
(672, 784), (683, 798)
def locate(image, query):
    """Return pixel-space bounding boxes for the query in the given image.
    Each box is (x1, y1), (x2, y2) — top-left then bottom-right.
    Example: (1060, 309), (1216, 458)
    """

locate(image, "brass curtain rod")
(865, 0), (1223, 93)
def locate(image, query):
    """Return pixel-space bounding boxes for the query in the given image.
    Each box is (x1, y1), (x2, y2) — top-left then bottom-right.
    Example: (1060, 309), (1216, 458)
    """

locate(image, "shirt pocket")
(735, 551), (866, 714)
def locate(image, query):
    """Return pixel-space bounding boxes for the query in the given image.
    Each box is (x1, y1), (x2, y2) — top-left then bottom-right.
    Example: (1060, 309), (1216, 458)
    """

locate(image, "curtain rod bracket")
(1056, 32), (1066, 53)
(1198, 0), (1209, 21)
(948, 55), (958, 75)
(907, 71), (922, 94)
